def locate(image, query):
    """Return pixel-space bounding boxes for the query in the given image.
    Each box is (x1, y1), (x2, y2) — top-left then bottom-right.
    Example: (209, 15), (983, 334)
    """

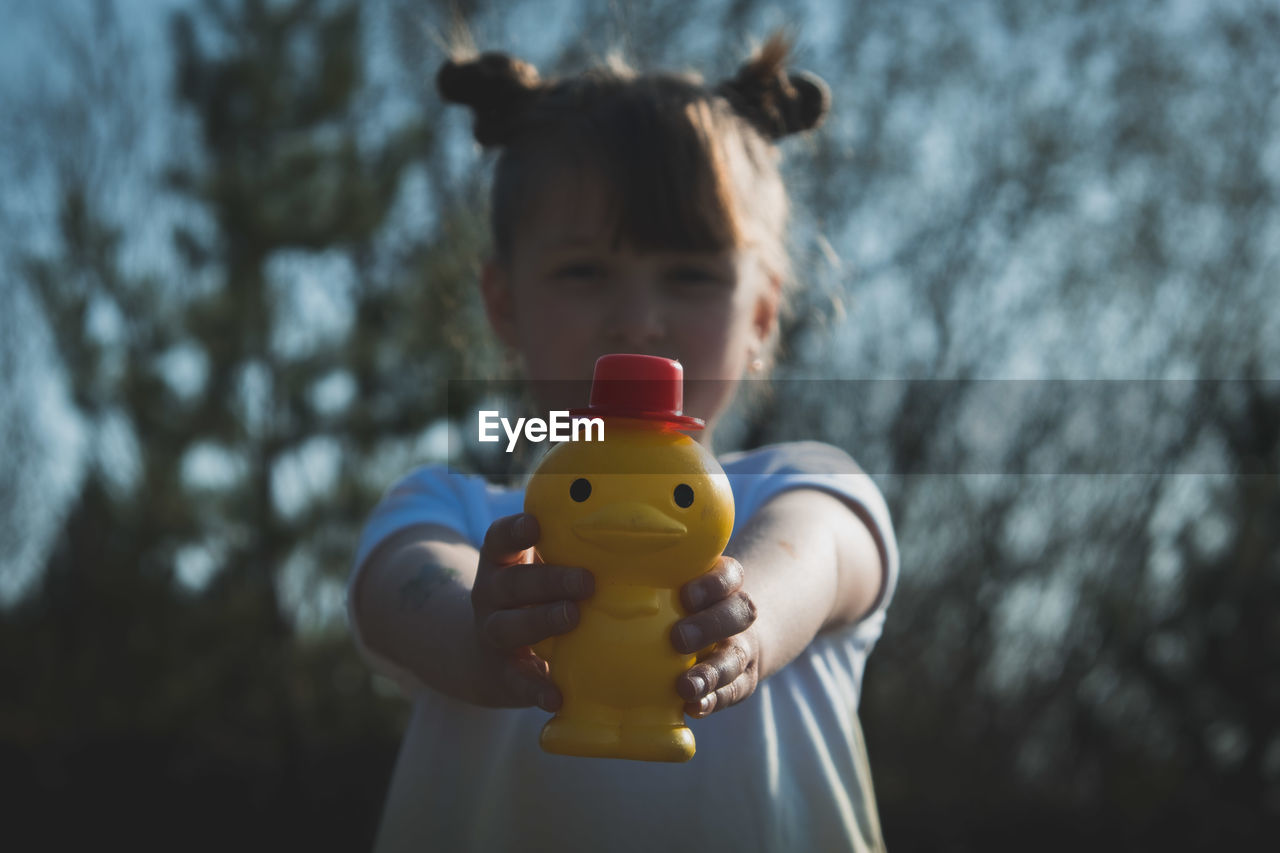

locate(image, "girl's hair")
(436, 33), (829, 303)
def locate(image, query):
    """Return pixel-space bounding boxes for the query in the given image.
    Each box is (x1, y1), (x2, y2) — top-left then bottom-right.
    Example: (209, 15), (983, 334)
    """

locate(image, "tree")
(2, 0), (436, 846)
(3, 0), (1276, 849)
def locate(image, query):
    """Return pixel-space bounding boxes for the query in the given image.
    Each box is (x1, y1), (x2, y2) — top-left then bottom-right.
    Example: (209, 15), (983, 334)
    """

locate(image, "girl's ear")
(480, 259), (520, 348)
(752, 271), (782, 347)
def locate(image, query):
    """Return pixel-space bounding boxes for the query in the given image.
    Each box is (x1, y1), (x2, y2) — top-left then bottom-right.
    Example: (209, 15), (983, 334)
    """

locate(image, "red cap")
(570, 354), (705, 431)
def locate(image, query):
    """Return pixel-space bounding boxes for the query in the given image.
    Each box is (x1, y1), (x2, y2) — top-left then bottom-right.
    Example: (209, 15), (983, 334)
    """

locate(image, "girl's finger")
(671, 589), (757, 654)
(684, 667), (759, 717)
(479, 513), (540, 567)
(480, 562), (594, 609)
(676, 636), (757, 702)
(481, 600), (580, 648)
(502, 653), (561, 711)
(681, 556), (744, 612)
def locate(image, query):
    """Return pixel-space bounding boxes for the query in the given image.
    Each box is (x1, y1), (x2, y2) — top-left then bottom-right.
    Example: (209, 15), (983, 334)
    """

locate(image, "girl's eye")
(665, 267), (730, 295)
(667, 267), (720, 283)
(555, 263), (606, 279)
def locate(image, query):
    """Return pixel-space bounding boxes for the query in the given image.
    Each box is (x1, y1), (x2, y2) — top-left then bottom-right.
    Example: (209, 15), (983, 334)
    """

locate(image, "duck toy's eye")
(673, 483), (694, 508)
(570, 478), (592, 502)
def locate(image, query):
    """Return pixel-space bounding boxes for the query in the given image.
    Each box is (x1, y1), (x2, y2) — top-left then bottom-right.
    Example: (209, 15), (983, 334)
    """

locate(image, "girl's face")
(481, 177), (779, 433)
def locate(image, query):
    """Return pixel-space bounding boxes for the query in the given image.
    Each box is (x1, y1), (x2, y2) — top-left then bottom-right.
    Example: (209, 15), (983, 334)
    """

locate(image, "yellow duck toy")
(524, 354), (734, 762)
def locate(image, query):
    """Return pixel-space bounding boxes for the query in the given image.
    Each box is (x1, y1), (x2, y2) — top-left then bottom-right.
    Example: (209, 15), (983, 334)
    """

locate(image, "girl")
(348, 34), (898, 852)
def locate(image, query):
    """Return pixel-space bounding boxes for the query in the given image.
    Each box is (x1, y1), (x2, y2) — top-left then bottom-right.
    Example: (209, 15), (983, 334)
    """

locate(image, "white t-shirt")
(347, 442), (899, 852)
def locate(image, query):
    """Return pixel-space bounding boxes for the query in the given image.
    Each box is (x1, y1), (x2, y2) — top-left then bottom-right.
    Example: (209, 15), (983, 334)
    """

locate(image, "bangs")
(591, 96), (742, 254)
(495, 80), (748, 259)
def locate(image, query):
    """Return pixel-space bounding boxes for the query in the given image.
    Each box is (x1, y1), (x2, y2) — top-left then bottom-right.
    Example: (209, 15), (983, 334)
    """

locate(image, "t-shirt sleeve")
(344, 466), (487, 695)
(723, 442), (900, 640)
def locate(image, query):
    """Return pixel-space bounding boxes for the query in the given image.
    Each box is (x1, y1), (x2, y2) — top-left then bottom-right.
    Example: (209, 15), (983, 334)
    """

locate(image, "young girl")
(347, 35), (899, 852)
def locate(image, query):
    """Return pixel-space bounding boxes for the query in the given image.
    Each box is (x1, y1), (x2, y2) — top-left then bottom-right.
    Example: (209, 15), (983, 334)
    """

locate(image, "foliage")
(0, 0), (1276, 849)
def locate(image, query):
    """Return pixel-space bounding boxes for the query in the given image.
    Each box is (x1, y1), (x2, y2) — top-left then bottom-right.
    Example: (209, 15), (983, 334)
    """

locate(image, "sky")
(0, 1), (192, 604)
(0, 0), (578, 607)
(1, 0), (1275, 649)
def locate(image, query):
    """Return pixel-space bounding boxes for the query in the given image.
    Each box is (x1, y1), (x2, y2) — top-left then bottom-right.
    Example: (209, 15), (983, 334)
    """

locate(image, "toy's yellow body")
(525, 420), (734, 762)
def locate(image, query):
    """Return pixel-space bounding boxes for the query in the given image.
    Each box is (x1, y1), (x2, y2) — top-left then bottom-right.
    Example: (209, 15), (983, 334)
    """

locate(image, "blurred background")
(1, 0), (1277, 849)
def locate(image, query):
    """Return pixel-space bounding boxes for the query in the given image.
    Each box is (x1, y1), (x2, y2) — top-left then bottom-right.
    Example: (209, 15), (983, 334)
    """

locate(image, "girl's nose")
(607, 281), (665, 347)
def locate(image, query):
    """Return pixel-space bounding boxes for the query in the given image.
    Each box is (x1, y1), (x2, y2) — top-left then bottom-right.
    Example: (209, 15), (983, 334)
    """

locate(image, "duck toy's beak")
(572, 502), (687, 553)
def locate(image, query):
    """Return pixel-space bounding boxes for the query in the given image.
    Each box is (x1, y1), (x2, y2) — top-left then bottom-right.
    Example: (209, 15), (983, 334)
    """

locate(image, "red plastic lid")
(570, 354), (705, 431)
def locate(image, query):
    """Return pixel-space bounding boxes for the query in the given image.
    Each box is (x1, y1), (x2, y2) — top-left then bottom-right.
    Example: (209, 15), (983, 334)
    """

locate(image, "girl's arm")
(352, 492), (882, 716)
(350, 516), (592, 710)
(671, 487), (885, 717)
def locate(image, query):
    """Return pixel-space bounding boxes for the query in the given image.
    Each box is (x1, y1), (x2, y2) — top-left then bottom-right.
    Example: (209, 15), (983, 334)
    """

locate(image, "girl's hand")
(471, 513), (594, 712)
(671, 556), (761, 718)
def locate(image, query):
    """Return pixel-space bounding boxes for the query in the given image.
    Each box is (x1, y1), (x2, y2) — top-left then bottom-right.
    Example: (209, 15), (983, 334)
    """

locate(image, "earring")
(749, 356), (765, 374)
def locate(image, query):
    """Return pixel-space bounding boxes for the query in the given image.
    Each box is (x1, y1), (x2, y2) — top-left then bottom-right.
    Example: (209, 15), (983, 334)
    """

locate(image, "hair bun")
(785, 70), (831, 135)
(437, 52), (543, 146)
(716, 35), (830, 140)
